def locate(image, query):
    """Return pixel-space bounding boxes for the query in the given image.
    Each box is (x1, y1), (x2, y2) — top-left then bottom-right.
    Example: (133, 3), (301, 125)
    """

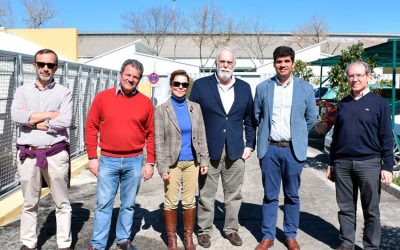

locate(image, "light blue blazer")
(253, 76), (317, 161)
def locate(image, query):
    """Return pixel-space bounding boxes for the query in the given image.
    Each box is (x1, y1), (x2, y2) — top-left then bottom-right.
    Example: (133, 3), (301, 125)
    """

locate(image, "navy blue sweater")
(330, 92), (394, 171)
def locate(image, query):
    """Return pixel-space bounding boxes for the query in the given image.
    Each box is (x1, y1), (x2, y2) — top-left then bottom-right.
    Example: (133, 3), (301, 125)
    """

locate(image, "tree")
(291, 16), (340, 55)
(328, 41), (377, 100)
(293, 60), (315, 82)
(187, 1), (236, 71)
(0, 0), (13, 27)
(293, 16), (328, 48)
(22, 0), (56, 28)
(123, 5), (173, 56)
(237, 17), (274, 69)
(170, 9), (187, 60)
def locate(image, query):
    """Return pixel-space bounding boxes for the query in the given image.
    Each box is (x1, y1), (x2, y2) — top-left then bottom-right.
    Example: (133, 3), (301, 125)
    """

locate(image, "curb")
(382, 181), (400, 199)
(0, 154), (89, 226)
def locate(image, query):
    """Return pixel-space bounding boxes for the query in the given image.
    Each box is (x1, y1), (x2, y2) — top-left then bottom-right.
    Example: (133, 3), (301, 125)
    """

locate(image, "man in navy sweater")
(327, 61), (394, 250)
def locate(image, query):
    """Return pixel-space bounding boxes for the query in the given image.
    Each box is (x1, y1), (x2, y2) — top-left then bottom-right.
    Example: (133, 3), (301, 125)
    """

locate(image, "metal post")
(392, 39), (397, 130)
(319, 60), (323, 115)
(62, 62), (69, 88)
(78, 65), (84, 153)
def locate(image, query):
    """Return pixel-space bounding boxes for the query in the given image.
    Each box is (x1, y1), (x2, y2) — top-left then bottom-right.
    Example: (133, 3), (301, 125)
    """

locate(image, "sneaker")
(117, 240), (138, 250)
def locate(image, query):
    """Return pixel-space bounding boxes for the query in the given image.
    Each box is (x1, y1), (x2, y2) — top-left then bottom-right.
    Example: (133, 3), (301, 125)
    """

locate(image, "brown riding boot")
(183, 208), (196, 250)
(163, 209), (178, 250)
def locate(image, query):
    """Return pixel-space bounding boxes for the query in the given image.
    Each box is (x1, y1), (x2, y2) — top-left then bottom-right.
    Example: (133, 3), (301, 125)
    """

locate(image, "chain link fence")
(0, 50), (119, 196)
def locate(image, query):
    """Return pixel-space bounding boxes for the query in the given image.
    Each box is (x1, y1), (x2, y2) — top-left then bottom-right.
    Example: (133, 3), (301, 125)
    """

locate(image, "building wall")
(85, 44), (199, 74)
(9, 28), (78, 62)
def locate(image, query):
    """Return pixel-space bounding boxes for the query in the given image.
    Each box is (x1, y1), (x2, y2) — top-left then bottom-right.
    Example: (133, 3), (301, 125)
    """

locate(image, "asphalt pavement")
(1, 135), (400, 250)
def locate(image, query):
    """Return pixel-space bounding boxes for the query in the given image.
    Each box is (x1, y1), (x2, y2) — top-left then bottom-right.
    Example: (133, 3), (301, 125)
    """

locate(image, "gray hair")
(35, 48), (58, 65)
(216, 47), (236, 63)
(120, 59), (144, 77)
(345, 61), (371, 75)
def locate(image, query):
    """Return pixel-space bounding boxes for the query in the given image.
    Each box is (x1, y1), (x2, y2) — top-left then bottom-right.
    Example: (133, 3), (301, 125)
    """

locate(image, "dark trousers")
(334, 158), (382, 250)
(259, 145), (304, 240)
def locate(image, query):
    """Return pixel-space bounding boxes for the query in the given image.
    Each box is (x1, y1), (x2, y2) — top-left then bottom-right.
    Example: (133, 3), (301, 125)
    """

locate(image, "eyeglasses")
(347, 73), (366, 80)
(35, 62), (57, 70)
(217, 60), (234, 66)
(172, 81), (190, 88)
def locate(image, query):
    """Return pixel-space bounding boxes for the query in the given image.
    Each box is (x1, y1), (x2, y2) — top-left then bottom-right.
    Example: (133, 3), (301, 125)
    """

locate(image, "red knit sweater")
(85, 88), (155, 162)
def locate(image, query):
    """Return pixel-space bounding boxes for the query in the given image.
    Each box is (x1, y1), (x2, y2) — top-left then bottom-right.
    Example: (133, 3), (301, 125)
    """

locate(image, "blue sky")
(9, 0), (400, 34)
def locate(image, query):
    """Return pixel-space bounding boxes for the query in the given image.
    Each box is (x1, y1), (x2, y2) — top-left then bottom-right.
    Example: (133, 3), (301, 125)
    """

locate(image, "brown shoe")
(197, 234), (211, 248)
(286, 238), (300, 250)
(255, 239), (274, 250)
(224, 232), (242, 246)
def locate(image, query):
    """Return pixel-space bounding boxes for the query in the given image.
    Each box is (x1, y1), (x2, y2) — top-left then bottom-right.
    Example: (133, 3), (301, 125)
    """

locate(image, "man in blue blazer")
(253, 46), (317, 250)
(190, 47), (256, 248)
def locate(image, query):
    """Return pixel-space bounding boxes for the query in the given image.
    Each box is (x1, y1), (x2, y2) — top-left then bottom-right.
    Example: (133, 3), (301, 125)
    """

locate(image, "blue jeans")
(260, 145), (304, 240)
(91, 155), (144, 250)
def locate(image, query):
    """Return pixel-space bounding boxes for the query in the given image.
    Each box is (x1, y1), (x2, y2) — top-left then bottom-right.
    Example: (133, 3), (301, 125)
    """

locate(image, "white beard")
(217, 69), (232, 82)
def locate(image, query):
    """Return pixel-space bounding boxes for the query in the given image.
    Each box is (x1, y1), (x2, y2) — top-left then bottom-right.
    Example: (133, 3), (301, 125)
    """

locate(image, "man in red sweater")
(85, 59), (155, 250)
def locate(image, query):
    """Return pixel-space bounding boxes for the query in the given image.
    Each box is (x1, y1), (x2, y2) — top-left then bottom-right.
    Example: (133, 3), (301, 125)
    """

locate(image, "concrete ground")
(1, 136), (400, 250)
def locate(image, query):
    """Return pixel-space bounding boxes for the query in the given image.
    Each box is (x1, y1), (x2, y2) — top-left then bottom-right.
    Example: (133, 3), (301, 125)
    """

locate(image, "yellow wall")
(138, 81), (152, 97)
(8, 28), (78, 62)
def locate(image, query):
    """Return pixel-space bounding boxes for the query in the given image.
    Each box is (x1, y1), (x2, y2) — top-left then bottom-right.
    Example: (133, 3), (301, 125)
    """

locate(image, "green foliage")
(328, 41), (377, 100)
(293, 60), (315, 82)
(394, 175), (400, 186)
(376, 78), (392, 88)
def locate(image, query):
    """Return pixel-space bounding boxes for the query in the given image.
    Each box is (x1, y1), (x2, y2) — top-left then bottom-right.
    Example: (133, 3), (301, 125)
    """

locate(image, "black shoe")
(197, 234), (211, 248)
(20, 246), (36, 250)
(224, 232), (242, 246)
(336, 246), (353, 250)
(117, 241), (138, 250)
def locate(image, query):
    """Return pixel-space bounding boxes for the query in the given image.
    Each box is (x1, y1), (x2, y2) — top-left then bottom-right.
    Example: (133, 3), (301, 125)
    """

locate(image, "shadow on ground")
(36, 202), (90, 249)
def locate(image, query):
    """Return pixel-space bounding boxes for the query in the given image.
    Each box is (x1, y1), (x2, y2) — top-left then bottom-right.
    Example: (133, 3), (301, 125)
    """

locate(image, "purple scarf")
(17, 141), (70, 169)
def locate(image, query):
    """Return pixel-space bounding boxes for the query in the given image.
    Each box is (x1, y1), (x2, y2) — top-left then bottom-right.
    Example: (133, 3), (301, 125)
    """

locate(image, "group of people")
(11, 46), (393, 250)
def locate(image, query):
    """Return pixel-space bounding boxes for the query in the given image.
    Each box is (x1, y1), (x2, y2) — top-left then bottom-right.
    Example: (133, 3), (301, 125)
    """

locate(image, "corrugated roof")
(78, 33), (393, 60)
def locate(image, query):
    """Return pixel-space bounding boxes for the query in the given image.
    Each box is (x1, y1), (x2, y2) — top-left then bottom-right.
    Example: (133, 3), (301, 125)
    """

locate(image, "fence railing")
(0, 50), (295, 196)
(0, 50), (120, 195)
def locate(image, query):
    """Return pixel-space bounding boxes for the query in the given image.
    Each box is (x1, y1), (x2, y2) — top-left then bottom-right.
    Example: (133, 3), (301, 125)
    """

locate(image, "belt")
(29, 146), (50, 151)
(269, 140), (291, 147)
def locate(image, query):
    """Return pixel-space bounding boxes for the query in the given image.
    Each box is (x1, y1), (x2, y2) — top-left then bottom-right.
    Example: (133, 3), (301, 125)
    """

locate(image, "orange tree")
(328, 41), (377, 100)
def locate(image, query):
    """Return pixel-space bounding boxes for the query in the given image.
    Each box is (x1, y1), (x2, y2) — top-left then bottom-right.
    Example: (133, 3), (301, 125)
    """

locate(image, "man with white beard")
(190, 47), (256, 248)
